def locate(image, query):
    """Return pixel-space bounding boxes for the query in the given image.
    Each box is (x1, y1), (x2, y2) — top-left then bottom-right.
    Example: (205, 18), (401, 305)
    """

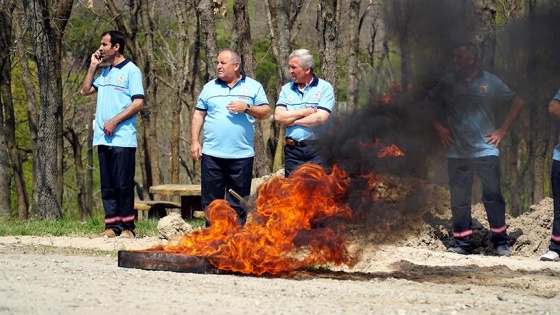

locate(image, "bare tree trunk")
(371, 0), (386, 64)
(472, 0), (497, 71)
(22, 0), (73, 219)
(86, 120), (93, 218)
(2, 55), (28, 219)
(63, 128), (88, 219)
(264, 0), (294, 86)
(198, 0), (219, 80)
(169, 0), (200, 185)
(367, 0), (390, 98)
(2, 9), (29, 219)
(526, 0), (546, 205)
(167, 1), (184, 186)
(14, 8), (39, 218)
(316, 0), (340, 88)
(139, 0), (162, 188)
(233, 0), (271, 176)
(0, 106), (9, 219)
(391, 0), (410, 94)
(0, 0), (14, 219)
(0, 1), (15, 219)
(346, 0), (362, 111)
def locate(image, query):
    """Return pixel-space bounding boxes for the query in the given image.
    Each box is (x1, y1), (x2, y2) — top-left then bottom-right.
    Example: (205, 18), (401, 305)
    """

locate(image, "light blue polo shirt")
(92, 58), (144, 148)
(552, 90), (560, 161)
(428, 71), (516, 158)
(276, 76), (335, 141)
(196, 74), (269, 159)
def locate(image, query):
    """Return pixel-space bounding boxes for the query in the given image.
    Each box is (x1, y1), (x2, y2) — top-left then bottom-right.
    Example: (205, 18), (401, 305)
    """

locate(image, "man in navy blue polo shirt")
(80, 30), (144, 238)
(541, 91), (560, 262)
(274, 49), (335, 178)
(428, 41), (524, 256)
(190, 49), (270, 226)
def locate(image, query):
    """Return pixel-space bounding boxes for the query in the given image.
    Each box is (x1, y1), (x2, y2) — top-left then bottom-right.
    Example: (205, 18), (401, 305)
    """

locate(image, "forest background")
(0, 0), (558, 222)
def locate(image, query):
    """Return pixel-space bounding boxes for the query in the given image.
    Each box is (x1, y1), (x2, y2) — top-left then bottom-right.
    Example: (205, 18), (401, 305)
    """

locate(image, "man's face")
(288, 57), (311, 84)
(98, 34), (118, 60)
(451, 46), (475, 72)
(216, 52), (239, 82)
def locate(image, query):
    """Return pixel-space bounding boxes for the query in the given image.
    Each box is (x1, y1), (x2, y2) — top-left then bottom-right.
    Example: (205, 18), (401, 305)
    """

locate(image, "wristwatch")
(245, 104), (251, 113)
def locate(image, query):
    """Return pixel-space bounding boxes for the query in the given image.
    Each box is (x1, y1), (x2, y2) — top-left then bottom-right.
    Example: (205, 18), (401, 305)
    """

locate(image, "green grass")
(0, 217), (206, 237)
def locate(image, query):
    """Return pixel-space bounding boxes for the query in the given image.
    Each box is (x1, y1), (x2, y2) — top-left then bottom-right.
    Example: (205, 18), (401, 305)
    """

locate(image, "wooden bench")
(148, 184), (203, 220)
(134, 200), (181, 219)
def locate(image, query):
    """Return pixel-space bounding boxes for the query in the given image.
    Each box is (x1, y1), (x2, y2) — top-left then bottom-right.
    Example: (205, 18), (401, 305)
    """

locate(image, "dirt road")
(1, 235), (559, 314)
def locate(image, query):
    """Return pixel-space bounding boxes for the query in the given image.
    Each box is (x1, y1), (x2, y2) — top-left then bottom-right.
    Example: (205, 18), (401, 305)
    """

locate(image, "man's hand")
(190, 142), (202, 162)
(103, 119), (118, 136)
(434, 123), (453, 148)
(91, 49), (104, 67)
(485, 129), (506, 148)
(226, 100), (247, 114)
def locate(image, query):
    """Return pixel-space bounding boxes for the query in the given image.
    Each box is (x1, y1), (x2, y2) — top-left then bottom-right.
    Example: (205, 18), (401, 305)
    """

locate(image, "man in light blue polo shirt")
(428, 41), (524, 256)
(80, 30), (144, 238)
(274, 49), (335, 178)
(190, 49), (270, 226)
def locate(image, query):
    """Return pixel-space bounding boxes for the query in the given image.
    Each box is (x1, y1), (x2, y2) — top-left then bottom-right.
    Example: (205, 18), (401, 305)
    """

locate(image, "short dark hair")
(101, 30), (125, 55)
(454, 41), (478, 64)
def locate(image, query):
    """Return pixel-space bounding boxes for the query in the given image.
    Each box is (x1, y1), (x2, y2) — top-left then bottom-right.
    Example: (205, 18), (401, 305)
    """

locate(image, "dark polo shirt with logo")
(428, 70), (516, 158)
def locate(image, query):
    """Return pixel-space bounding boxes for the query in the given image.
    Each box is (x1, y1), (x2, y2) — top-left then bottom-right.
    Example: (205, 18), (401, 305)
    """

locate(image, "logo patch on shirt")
(313, 91), (322, 100)
(287, 95), (295, 101)
(241, 86), (249, 93)
(117, 75), (125, 83)
(480, 85), (488, 95)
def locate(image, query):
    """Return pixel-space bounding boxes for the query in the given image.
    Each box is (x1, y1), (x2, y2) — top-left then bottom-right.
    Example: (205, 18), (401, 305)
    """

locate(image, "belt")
(285, 137), (314, 147)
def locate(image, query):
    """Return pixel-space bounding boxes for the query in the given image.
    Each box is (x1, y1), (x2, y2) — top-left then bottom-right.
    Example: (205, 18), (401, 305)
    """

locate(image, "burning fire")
(379, 81), (402, 105)
(149, 164), (355, 275)
(358, 139), (405, 158)
(378, 145), (405, 158)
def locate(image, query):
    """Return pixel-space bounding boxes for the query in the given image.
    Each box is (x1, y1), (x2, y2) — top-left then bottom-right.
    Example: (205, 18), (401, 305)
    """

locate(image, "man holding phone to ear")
(80, 30), (144, 238)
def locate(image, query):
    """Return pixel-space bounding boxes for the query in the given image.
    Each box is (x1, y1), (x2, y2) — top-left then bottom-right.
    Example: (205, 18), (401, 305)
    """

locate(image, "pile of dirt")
(351, 173), (556, 257)
(508, 197), (554, 256)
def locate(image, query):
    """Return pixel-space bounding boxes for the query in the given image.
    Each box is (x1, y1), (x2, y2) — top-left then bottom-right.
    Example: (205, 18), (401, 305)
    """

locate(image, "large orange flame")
(149, 164), (355, 275)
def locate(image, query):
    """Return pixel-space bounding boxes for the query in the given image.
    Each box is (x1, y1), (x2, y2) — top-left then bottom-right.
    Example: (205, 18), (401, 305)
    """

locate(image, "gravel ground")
(1, 236), (559, 315)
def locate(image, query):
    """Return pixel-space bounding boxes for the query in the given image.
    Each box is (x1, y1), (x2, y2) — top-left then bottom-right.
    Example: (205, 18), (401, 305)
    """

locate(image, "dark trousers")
(201, 155), (253, 225)
(549, 160), (560, 252)
(448, 156), (509, 248)
(284, 143), (326, 178)
(98, 146), (136, 234)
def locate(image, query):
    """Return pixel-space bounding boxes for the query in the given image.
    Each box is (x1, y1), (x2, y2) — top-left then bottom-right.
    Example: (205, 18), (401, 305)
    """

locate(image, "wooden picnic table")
(149, 184), (202, 220)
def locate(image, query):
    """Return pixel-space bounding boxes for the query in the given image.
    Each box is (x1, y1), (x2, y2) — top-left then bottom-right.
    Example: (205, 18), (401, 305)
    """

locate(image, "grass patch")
(0, 217), (206, 237)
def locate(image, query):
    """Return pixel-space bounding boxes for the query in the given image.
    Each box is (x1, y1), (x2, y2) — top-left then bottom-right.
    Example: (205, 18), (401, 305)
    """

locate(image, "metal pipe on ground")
(228, 188), (251, 211)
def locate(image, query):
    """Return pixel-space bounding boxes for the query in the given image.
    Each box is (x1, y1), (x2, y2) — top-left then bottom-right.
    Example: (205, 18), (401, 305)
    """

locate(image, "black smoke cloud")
(319, 0), (560, 180)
